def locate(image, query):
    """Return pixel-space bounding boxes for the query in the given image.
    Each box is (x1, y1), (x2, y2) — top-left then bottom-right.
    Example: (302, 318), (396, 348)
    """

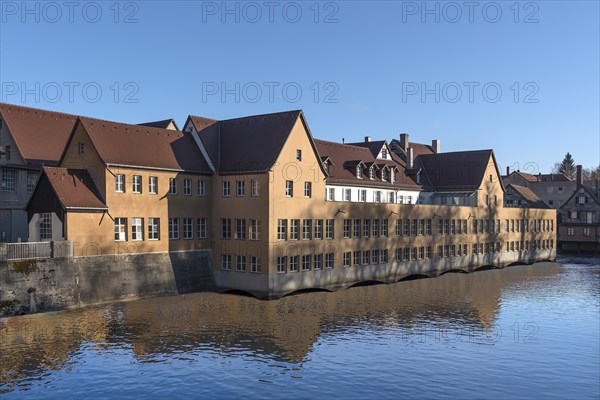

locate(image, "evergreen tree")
(557, 152), (576, 179)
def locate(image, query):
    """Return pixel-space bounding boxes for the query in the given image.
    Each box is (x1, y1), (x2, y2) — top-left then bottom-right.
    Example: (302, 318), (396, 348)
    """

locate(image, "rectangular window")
(381, 219), (388, 237)
(426, 219), (432, 235)
(169, 178), (177, 195)
(221, 218), (231, 239)
(314, 219), (323, 240)
(372, 250), (379, 264)
(115, 174), (125, 193)
(374, 191), (381, 203)
(197, 218), (207, 239)
(353, 219), (361, 238)
(343, 219), (351, 238)
(40, 213), (52, 240)
(183, 179), (192, 196)
(343, 252), (351, 267)
(419, 247), (424, 260)
(325, 253), (334, 269)
(26, 171), (39, 193)
(426, 246), (432, 259)
(443, 219), (449, 235)
(290, 256), (299, 272)
(304, 182), (312, 198)
(169, 218), (179, 240)
(411, 219), (417, 236)
(381, 249), (388, 263)
(181, 218), (192, 239)
(363, 250), (370, 265)
(296, 149), (302, 161)
(396, 248), (402, 261)
(372, 219), (379, 237)
(250, 219), (261, 240)
(236, 180), (245, 196)
(314, 254), (323, 270)
(4, 145), (10, 160)
(344, 188), (351, 201)
(251, 179), (259, 196)
(388, 192), (395, 203)
(403, 248), (410, 261)
(396, 219), (402, 236)
(236, 255), (246, 272)
(198, 179), (206, 196)
(412, 247), (418, 260)
(132, 175), (142, 193)
(354, 251), (362, 266)
(277, 219), (287, 240)
(285, 180), (293, 197)
(149, 176), (158, 194)
(302, 220), (312, 240)
(113, 217), (127, 241)
(327, 187), (335, 201)
(250, 256), (260, 273)
(360, 189), (367, 202)
(221, 254), (232, 271)
(302, 255), (311, 271)
(148, 218), (160, 240)
(277, 256), (287, 273)
(78, 142), (85, 154)
(418, 219), (425, 235)
(450, 220), (456, 235)
(403, 219), (410, 236)
(290, 219), (300, 240)
(132, 217), (144, 241)
(235, 218), (246, 240)
(326, 220), (334, 239)
(364, 219), (370, 238)
(222, 181), (230, 197)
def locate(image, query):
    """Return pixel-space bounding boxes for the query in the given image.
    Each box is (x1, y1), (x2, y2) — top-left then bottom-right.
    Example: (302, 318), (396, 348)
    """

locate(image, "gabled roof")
(389, 139), (434, 166)
(560, 185), (600, 209)
(138, 119), (180, 131)
(346, 140), (388, 159)
(415, 149), (498, 191)
(507, 171), (572, 183)
(36, 167), (107, 210)
(314, 139), (419, 189)
(188, 110), (324, 175)
(65, 117), (212, 173)
(507, 184), (549, 209)
(0, 103), (77, 166)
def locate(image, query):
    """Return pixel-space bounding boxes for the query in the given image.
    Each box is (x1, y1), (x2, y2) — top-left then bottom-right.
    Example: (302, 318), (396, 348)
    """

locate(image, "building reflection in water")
(0, 263), (562, 393)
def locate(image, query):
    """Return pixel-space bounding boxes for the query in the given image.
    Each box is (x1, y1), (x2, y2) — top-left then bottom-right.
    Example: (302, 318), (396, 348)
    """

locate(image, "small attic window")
(78, 142), (85, 154)
(489, 174), (493, 182)
(381, 147), (388, 159)
(390, 169), (395, 183)
(296, 149), (302, 161)
(382, 168), (387, 182)
(356, 165), (362, 179)
(369, 166), (375, 180)
(323, 162), (328, 173)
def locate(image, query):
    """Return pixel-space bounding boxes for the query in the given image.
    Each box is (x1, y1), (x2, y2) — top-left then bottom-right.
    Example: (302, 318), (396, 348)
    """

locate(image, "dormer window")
(323, 163), (328, 174)
(369, 166), (375, 180)
(416, 171), (422, 184)
(381, 168), (387, 182)
(356, 165), (362, 179)
(390, 169), (395, 183)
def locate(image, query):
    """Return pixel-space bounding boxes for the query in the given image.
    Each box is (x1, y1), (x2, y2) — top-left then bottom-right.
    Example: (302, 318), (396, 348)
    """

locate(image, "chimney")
(364, 136), (371, 143)
(431, 139), (441, 154)
(506, 166), (510, 176)
(400, 133), (409, 150)
(407, 147), (414, 169)
(576, 165), (583, 188)
(537, 173), (541, 182)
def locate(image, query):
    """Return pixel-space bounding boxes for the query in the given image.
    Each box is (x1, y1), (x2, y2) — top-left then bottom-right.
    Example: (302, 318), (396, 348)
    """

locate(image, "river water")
(1, 258), (599, 399)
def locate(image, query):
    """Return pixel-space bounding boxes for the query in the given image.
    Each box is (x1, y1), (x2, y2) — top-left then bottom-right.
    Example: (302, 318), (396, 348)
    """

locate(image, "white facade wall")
(325, 185), (424, 204)
(29, 212), (63, 242)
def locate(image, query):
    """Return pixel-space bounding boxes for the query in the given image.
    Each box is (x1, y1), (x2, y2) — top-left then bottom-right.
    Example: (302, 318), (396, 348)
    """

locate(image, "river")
(1, 258), (599, 399)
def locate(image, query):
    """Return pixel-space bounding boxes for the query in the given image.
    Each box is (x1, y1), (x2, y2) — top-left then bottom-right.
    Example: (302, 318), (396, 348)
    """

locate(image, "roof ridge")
(80, 115), (187, 136)
(219, 109), (301, 124)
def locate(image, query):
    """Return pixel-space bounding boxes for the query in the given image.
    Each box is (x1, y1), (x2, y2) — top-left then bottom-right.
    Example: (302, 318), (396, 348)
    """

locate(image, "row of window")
(504, 219), (553, 233)
(114, 174), (208, 197)
(272, 240), (556, 273)
(326, 187), (414, 204)
(566, 227), (593, 237)
(222, 179), (260, 197)
(220, 254), (261, 273)
(220, 218), (261, 240)
(277, 219), (335, 240)
(113, 217), (208, 241)
(0, 168), (38, 192)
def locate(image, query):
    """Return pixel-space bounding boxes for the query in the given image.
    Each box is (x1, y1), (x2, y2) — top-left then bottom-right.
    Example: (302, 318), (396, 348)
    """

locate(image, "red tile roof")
(75, 117), (212, 173)
(189, 111), (315, 174)
(314, 139), (420, 189)
(510, 171), (572, 182)
(507, 184), (549, 209)
(42, 167), (107, 210)
(138, 119), (180, 131)
(390, 139), (434, 166)
(0, 103), (77, 166)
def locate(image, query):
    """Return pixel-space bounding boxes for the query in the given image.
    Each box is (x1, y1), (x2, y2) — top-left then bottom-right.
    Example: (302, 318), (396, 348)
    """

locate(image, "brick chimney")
(364, 136), (371, 143)
(407, 147), (414, 169)
(400, 133), (409, 150)
(506, 166), (510, 176)
(576, 165), (583, 188)
(431, 139), (440, 154)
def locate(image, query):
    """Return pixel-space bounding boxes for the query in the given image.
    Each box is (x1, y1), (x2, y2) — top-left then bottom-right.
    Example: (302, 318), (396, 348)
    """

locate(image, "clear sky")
(0, 0), (598, 173)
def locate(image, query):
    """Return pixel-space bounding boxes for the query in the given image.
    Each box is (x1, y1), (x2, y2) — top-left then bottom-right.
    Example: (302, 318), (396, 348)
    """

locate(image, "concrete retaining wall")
(0, 250), (215, 316)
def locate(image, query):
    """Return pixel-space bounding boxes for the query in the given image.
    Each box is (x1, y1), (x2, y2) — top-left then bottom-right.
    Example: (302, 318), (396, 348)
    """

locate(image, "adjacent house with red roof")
(0, 103), (77, 242)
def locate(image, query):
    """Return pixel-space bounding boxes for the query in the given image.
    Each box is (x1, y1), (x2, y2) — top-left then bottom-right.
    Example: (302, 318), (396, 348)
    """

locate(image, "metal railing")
(0, 241), (73, 261)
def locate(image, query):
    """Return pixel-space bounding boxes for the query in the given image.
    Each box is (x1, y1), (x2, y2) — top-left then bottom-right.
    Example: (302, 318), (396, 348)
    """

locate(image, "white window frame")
(148, 218), (160, 240)
(169, 178), (177, 195)
(251, 179), (259, 196)
(184, 179), (192, 196)
(168, 218), (179, 240)
(149, 176), (158, 194)
(115, 174), (125, 193)
(114, 217), (127, 241)
(236, 180), (245, 197)
(183, 217), (193, 239)
(132, 217), (144, 241)
(132, 175), (142, 194)
(304, 182), (312, 198)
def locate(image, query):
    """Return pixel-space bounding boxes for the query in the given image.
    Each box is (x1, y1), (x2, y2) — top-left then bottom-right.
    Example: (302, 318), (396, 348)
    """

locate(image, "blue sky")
(0, 0), (598, 173)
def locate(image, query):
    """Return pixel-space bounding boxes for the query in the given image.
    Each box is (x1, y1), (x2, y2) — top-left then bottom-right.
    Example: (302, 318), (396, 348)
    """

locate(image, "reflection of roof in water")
(0, 262), (563, 392)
